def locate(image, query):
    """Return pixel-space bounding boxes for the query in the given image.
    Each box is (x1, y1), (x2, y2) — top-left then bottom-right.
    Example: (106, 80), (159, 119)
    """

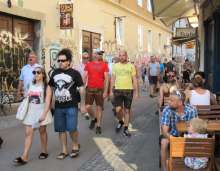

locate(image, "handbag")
(16, 97), (29, 121)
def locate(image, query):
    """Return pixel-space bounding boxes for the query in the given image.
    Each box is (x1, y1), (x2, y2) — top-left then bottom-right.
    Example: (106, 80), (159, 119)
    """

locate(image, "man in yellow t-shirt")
(110, 50), (138, 137)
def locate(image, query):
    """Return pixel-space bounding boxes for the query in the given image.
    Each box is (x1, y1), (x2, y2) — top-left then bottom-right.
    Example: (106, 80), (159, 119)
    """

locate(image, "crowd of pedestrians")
(0, 48), (217, 171)
(10, 48), (139, 165)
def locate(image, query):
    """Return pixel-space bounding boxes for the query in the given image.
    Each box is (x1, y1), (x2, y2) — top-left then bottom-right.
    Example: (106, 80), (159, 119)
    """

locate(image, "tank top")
(27, 83), (45, 104)
(190, 90), (210, 106)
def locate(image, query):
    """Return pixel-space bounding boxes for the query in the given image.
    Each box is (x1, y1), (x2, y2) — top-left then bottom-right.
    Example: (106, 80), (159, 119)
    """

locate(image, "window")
(137, 0), (143, 7)
(138, 25), (144, 51)
(147, 0), (152, 12)
(147, 30), (152, 52)
(115, 17), (124, 45)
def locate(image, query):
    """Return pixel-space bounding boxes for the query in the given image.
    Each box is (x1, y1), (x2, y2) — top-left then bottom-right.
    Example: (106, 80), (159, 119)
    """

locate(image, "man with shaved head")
(110, 50), (138, 137)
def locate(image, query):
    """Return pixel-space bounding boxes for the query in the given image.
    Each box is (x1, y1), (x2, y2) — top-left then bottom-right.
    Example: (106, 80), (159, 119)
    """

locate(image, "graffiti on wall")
(0, 30), (30, 48)
(48, 43), (61, 69)
(0, 30), (32, 102)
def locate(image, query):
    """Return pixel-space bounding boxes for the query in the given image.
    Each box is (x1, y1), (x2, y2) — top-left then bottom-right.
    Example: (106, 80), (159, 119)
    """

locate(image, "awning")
(151, 0), (198, 26)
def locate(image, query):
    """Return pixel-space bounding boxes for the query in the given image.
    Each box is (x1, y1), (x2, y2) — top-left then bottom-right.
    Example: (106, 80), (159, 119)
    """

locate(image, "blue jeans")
(54, 107), (78, 132)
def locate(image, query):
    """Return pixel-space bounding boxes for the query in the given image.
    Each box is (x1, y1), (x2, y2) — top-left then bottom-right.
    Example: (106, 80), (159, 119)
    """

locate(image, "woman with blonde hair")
(184, 118), (208, 169)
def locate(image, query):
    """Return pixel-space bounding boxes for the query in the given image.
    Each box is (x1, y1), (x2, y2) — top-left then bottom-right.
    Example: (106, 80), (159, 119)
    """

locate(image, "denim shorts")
(54, 107), (78, 132)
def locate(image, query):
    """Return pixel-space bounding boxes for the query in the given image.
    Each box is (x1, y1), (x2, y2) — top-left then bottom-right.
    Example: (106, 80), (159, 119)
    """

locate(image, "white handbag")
(16, 97), (29, 121)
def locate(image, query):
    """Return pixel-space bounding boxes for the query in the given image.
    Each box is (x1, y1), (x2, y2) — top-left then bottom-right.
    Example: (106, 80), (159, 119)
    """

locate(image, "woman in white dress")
(14, 66), (52, 165)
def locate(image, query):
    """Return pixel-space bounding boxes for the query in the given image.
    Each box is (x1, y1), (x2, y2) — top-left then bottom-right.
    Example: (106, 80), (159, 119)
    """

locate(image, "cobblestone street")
(0, 91), (160, 171)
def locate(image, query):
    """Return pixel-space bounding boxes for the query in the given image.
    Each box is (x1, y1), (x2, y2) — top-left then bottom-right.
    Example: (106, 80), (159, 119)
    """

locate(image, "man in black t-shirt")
(46, 48), (86, 159)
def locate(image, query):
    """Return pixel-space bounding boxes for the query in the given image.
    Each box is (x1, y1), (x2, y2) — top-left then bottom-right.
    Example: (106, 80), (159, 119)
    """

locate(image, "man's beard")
(120, 59), (127, 63)
(169, 106), (177, 110)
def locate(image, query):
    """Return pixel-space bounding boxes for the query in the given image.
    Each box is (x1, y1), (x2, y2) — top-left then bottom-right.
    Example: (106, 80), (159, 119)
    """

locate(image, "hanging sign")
(60, 3), (73, 29)
(176, 28), (196, 38)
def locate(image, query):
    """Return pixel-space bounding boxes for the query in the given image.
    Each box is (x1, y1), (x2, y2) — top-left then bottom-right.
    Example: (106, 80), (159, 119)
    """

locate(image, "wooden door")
(0, 14), (34, 100)
(82, 30), (101, 58)
(82, 30), (91, 55)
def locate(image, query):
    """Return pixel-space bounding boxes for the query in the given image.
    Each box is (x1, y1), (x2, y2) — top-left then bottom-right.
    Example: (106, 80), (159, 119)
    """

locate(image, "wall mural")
(0, 30), (32, 103)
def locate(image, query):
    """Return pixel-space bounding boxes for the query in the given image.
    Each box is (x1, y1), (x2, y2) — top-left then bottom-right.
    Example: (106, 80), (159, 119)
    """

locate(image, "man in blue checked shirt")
(160, 90), (198, 171)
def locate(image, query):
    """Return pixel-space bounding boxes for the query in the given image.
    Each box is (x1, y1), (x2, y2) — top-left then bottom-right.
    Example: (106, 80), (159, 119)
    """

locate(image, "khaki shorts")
(85, 88), (104, 108)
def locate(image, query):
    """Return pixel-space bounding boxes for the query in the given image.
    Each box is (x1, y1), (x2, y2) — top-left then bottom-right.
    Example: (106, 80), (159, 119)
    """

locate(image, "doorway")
(82, 30), (101, 58)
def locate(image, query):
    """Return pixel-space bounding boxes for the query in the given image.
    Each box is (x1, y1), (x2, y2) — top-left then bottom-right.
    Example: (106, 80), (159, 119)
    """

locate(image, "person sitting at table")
(184, 118), (208, 170)
(160, 90), (198, 171)
(158, 71), (181, 115)
(185, 76), (217, 105)
(184, 71), (205, 91)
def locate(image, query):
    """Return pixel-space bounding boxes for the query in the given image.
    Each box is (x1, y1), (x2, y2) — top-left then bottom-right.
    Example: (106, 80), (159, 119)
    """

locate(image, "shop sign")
(176, 28), (196, 38)
(60, 3), (73, 29)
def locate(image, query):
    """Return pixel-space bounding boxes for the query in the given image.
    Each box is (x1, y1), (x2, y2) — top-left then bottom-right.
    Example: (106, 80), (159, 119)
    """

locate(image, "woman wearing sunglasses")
(14, 66), (52, 165)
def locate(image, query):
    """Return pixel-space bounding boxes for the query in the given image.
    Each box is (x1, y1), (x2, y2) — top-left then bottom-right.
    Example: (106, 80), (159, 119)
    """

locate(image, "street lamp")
(114, 16), (126, 42)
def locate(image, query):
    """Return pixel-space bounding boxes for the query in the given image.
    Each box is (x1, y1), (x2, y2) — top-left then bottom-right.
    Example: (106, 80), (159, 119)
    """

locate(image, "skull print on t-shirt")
(49, 68), (84, 108)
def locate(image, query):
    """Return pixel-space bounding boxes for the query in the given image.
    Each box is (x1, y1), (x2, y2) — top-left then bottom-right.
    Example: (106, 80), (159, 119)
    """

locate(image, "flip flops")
(38, 153), (49, 160)
(13, 157), (27, 165)
(56, 153), (68, 160)
(70, 144), (80, 158)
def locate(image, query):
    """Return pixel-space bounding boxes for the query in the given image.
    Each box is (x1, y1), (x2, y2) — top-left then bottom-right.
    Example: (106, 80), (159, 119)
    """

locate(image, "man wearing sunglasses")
(160, 90), (198, 171)
(17, 52), (41, 99)
(47, 48), (86, 160)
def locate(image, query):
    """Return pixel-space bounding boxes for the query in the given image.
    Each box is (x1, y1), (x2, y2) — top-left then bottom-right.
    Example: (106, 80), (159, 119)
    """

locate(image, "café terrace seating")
(167, 136), (215, 171)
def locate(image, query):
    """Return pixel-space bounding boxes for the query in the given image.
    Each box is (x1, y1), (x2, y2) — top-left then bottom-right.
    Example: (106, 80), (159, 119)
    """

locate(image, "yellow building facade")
(0, 0), (171, 96)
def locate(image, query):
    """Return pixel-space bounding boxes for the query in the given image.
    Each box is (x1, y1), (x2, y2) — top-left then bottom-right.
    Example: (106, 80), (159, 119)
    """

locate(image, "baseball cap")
(93, 48), (104, 55)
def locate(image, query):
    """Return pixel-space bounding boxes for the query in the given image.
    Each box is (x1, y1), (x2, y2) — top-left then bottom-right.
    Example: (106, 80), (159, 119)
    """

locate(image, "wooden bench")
(168, 136), (215, 171)
(176, 120), (220, 133)
(197, 105), (220, 120)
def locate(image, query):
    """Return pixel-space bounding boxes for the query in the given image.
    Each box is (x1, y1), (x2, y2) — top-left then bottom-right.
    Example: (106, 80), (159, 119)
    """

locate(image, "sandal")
(13, 157), (27, 165)
(56, 153), (68, 160)
(38, 153), (49, 160)
(70, 144), (80, 158)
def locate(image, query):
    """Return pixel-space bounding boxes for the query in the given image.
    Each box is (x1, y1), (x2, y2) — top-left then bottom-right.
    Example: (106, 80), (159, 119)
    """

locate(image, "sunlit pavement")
(0, 91), (160, 171)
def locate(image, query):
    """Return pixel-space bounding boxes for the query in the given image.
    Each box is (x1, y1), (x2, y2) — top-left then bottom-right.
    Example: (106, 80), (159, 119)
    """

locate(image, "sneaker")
(115, 121), (124, 133)
(89, 119), (96, 130)
(123, 129), (131, 137)
(84, 113), (90, 120)
(96, 126), (102, 134)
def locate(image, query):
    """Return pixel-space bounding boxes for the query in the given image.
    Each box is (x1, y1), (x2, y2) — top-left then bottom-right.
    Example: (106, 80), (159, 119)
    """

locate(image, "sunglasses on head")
(172, 90), (183, 100)
(32, 70), (42, 75)
(57, 59), (68, 63)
